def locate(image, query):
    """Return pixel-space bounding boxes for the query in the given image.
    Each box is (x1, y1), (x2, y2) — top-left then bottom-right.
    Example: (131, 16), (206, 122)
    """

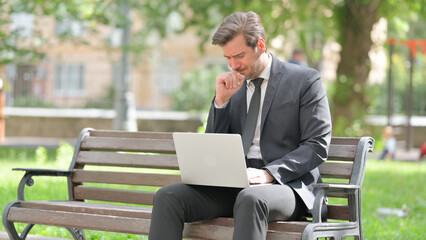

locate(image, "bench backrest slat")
(68, 129), (373, 222)
(81, 137), (175, 153)
(74, 186), (155, 205)
(330, 137), (361, 145)
(77, 151), (179, 169)
(327, 145), (357, 161)
(327, 205), (349, 220)
(90, 130), (173, 139)
(318, 162), (352, 179)
(73, 170), (181, 187)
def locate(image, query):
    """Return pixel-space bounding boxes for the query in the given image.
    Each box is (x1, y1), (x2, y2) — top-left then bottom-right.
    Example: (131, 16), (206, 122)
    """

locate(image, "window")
(10, 12), (34, 37)
(156, 58), (181, 94)
(109, 28), (123, 48)
(55, 18), (85, 37)
(55, 64), (85, 96)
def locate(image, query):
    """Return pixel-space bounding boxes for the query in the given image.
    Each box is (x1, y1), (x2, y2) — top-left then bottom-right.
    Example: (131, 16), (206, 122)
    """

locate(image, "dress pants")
(149, 159), (306, 240)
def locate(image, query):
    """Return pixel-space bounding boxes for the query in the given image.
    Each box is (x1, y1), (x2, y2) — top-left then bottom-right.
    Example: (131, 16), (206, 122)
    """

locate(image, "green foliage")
(56, 141), (74, 168)
(35, 146), (48, 164)
(0, 146), (57, 162)
(333, 116), (361, 137)
(333, 74), (354, 105)
(171, 65), (222, 112)
(83, 84), (115, 109)
(12, 96), (56, 108)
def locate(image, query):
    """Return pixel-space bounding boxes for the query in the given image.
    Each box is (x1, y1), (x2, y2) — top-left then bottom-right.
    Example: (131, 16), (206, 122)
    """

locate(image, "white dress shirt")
(245, 54), (271, 159)
(215, 54), (272, 160)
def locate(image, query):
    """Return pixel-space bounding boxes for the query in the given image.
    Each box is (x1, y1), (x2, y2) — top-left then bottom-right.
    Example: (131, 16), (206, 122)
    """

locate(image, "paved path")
(0, 137), (75, 149)
(370, 148), (422, 161)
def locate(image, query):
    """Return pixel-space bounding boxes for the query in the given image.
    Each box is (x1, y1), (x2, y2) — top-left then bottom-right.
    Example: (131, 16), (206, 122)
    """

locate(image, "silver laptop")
(173, 132), (251, 188)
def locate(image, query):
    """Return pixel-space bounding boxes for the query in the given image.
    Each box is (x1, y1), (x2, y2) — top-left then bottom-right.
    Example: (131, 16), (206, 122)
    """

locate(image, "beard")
(242, 52), (266, 80)
(243, 61), (264, 80)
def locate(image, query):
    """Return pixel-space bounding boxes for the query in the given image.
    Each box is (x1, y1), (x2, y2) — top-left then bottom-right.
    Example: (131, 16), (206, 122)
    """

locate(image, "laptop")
(173, 132), (255, 188)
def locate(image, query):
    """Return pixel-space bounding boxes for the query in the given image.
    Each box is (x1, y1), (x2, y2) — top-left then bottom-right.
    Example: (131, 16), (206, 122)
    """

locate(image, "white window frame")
(156, 58), (181, 95)
(54, 64), (85, 97)
(55, 18), (85, 37)
(10, 12), (34, 37)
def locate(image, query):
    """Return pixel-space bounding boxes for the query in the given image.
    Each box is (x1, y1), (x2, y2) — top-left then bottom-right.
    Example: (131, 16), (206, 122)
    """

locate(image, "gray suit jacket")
(206, 55), (332, 212)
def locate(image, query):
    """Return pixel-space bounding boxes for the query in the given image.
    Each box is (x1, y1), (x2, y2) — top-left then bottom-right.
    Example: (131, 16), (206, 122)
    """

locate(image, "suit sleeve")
(263, 70), (332, 184)
(205, 98), (231, 133)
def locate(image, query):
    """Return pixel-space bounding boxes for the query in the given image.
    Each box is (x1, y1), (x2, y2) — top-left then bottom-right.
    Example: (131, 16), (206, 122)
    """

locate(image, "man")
(379, 125), (397, 160)
(288, 48), (307, 66)
(149, 11), (331, 240)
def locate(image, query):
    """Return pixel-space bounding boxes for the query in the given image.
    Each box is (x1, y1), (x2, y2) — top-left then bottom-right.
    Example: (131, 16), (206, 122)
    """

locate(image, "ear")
(257, 38), (266, 53)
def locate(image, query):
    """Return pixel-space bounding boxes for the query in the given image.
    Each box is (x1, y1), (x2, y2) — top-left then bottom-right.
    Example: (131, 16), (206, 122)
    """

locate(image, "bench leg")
(66, 227), (86, 240)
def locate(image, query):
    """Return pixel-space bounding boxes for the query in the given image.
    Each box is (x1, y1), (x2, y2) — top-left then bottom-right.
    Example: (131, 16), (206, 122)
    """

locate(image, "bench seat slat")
(184, 221), (303, 240)
(73, 170), (181, 186)
(319, 162), (353, 179)
(74, 186), (155, 205)
(20, 201), (152, 218)
(77, 151), (179, 169)
(81, 137), (175, 153)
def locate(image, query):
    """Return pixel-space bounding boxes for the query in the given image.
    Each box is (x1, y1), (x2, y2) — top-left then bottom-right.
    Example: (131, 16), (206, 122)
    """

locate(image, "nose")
(228, 58), (241, 71)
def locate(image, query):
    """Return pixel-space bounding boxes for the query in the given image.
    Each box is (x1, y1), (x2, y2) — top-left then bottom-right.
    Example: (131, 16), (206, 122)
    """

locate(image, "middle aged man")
(149, 11), (332, 240)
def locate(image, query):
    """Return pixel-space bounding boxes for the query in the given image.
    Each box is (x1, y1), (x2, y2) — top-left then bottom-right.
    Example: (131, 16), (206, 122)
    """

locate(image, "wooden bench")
(3, 128), (374, 240)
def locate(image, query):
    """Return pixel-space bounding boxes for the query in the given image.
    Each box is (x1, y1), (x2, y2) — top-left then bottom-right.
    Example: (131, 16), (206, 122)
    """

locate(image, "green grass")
(362, 160), (426, 239)
(1, 146), (425, 239)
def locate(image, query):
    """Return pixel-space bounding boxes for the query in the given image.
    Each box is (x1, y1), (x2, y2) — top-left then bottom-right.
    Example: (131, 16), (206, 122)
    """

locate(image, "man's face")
(222, 34), (264, 80)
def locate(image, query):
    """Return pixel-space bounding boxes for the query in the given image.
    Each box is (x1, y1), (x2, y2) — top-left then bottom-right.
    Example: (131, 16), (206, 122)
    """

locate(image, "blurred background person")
(380, 125), (397, 160)
(288, 48), (307, 66)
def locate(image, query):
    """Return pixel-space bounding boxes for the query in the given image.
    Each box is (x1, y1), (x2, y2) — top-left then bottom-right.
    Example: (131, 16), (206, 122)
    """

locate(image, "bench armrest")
(311, 183), (360, 223)
(13, 168), (74, 201)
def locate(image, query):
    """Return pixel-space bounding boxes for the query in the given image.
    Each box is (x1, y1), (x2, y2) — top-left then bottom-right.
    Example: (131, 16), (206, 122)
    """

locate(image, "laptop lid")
(173, 132), (250, 188)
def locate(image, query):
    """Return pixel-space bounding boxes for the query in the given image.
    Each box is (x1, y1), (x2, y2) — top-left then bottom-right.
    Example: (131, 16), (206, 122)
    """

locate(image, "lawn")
(0, 145), (425, 239)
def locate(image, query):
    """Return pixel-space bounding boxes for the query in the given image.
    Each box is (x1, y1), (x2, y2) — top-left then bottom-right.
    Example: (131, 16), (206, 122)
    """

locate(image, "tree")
(331, 0), (425, 136)
(173, 0), (425, 136)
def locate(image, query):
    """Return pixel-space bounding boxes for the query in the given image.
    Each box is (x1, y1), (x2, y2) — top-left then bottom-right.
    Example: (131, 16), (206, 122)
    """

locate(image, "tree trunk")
(332, 0), (380, 136)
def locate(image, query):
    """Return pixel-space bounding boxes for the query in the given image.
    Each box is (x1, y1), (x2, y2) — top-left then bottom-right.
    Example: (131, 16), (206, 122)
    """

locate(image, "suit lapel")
(261, 55), (283, 131)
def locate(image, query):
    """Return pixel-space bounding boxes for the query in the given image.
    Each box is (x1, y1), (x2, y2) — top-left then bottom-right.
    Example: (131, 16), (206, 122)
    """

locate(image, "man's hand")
(247, 168), (274, 184)
(214, 72), (245, 106)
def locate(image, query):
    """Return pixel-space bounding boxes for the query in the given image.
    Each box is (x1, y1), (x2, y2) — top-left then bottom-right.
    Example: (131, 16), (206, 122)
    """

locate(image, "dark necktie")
(242, 78), (264, 156)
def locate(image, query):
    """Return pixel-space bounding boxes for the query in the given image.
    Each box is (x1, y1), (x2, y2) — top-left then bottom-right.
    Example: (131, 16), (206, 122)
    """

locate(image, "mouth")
(236, 68), (246, 74)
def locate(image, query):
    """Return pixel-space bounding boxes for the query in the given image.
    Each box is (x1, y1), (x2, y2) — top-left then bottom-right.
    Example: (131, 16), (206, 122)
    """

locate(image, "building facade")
(3, 12), (225, 110)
